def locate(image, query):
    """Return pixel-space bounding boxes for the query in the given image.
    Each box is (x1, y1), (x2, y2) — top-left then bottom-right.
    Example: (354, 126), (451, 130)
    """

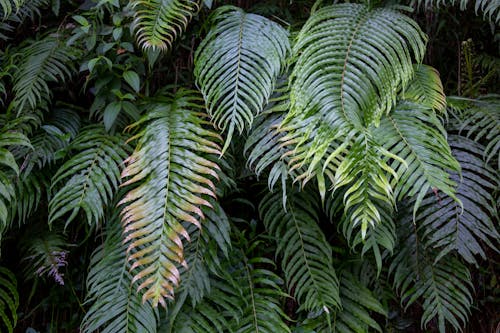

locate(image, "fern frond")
(49, 125), (129, 228)
(402, 64), (446, 111)
(296, 271), (387, 333)
(194, 6), (290, 153)
(416, 135), (499, 264)
(0, 267), (19, 333)
(260, 189), (340, 312)
(0, 127), (32, 228)
(374, 101), (460, 218)
(9, 171), (48, 226)
(119, 89), (221, 307)
(279, 3), (426, 207)
(81, 216), (158, 333)
(20, 227), (68, 284)
(448, 95), (500, 169)
(175, 199), (231, 307)
(20, 107), (80, 174)
(131, 0), (200, 51)
(412, 0), (500, 23)
(12, 36), (78, 110)
(232, 243), (290, 333)
(390, 203), (474, 333)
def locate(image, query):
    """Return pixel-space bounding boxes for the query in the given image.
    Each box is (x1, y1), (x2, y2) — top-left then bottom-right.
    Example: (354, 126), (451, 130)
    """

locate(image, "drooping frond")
(390, 204), (473, 333)
(174, 200), (231, 307)
(448, 95), (500, 169)
(0, 0), (47, 27)
(20, 106), (81, 174)
(119, 89), (221, 307)
(296, 271), (387, 333)
(332, 133), (399, 238)
(327, 189), (396, 272)
(278, 3), (426, 225)
(260, 189), (341, 312)
(402, 64), (446, 111)
(131, 0), (200, 51)
(19, 227), (68, 284)
(0, 267), (18, 333)
(0, 127), (32, 228)
(231, 242), (290, 333)
(194, 5), (290, 153)
(415, 135), (499, 264)
(9, 171), (48, 225)
(374, 101), (460, 218)
(81, 216), (158, 333)
(49, 125), (129, 228)
(12, 36), (78, 110)
(412, 0), (500, 23)
(244, 80), (293, 195)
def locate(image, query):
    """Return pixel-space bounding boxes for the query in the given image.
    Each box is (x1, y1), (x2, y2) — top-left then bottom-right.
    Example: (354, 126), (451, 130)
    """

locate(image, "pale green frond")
(48, 125), (129, 228)
(390, 204), (474, 333)
(0, 267), (19, 333)
(131, 0), (200, 51)
(416, 135), (499, 264)
(119, 89), (221, 307)
(402, 64), (446, 112)
(327, 189), (396, 273)
(280, 3), (426, 191)
(260, 189), (341, 312)
(194, 5), (290, 153)
(375, 101), (460, 218)
(448, 95), (500, 169)
(81, 216), (158, 333)
(333, 133), (398, 239)
(12, 36), (79, 111)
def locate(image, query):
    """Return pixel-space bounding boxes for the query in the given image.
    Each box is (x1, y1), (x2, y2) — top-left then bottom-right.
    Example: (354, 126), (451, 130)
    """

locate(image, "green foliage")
(415, 135), (499, 264)
(0, 0), (497, 332)
(48, 125), (129, 228)
(11, 36), (79, 111)
(0, 267), (18, 333)
(81, 216), (158, 333)
(195, 6), (290, 153)
(374, 101), (460, 218)
(119, 89), (221, 307)
(260, 189), (340, 312)
(390, 203), (474, 332)
(131, 0), (201, 51)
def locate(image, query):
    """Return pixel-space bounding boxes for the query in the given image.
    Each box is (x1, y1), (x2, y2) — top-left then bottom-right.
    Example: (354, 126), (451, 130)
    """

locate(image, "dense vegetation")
(0, 0), (498, 332)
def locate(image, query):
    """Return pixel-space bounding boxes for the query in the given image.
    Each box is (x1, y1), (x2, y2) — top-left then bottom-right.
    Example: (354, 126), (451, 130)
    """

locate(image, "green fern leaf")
(374, 101), (460, 218)
(412, 0), (499, 23)
(448, 95), (500, 169)
(416, 135), (499, 264)
(260, 189), (340, 312)
(49, 125), (129, 228)
(81, 216), (158, 333)
(0, 267), (18, 333)
(12, 36), (78, 110)
(131, 0), (200, 51)
(402, 65), (446, 111)
(232, 245), (290, 333)
(390, 203), (473, 333)
(194, 6), (290, 153)
(119, 89), (221, 307)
